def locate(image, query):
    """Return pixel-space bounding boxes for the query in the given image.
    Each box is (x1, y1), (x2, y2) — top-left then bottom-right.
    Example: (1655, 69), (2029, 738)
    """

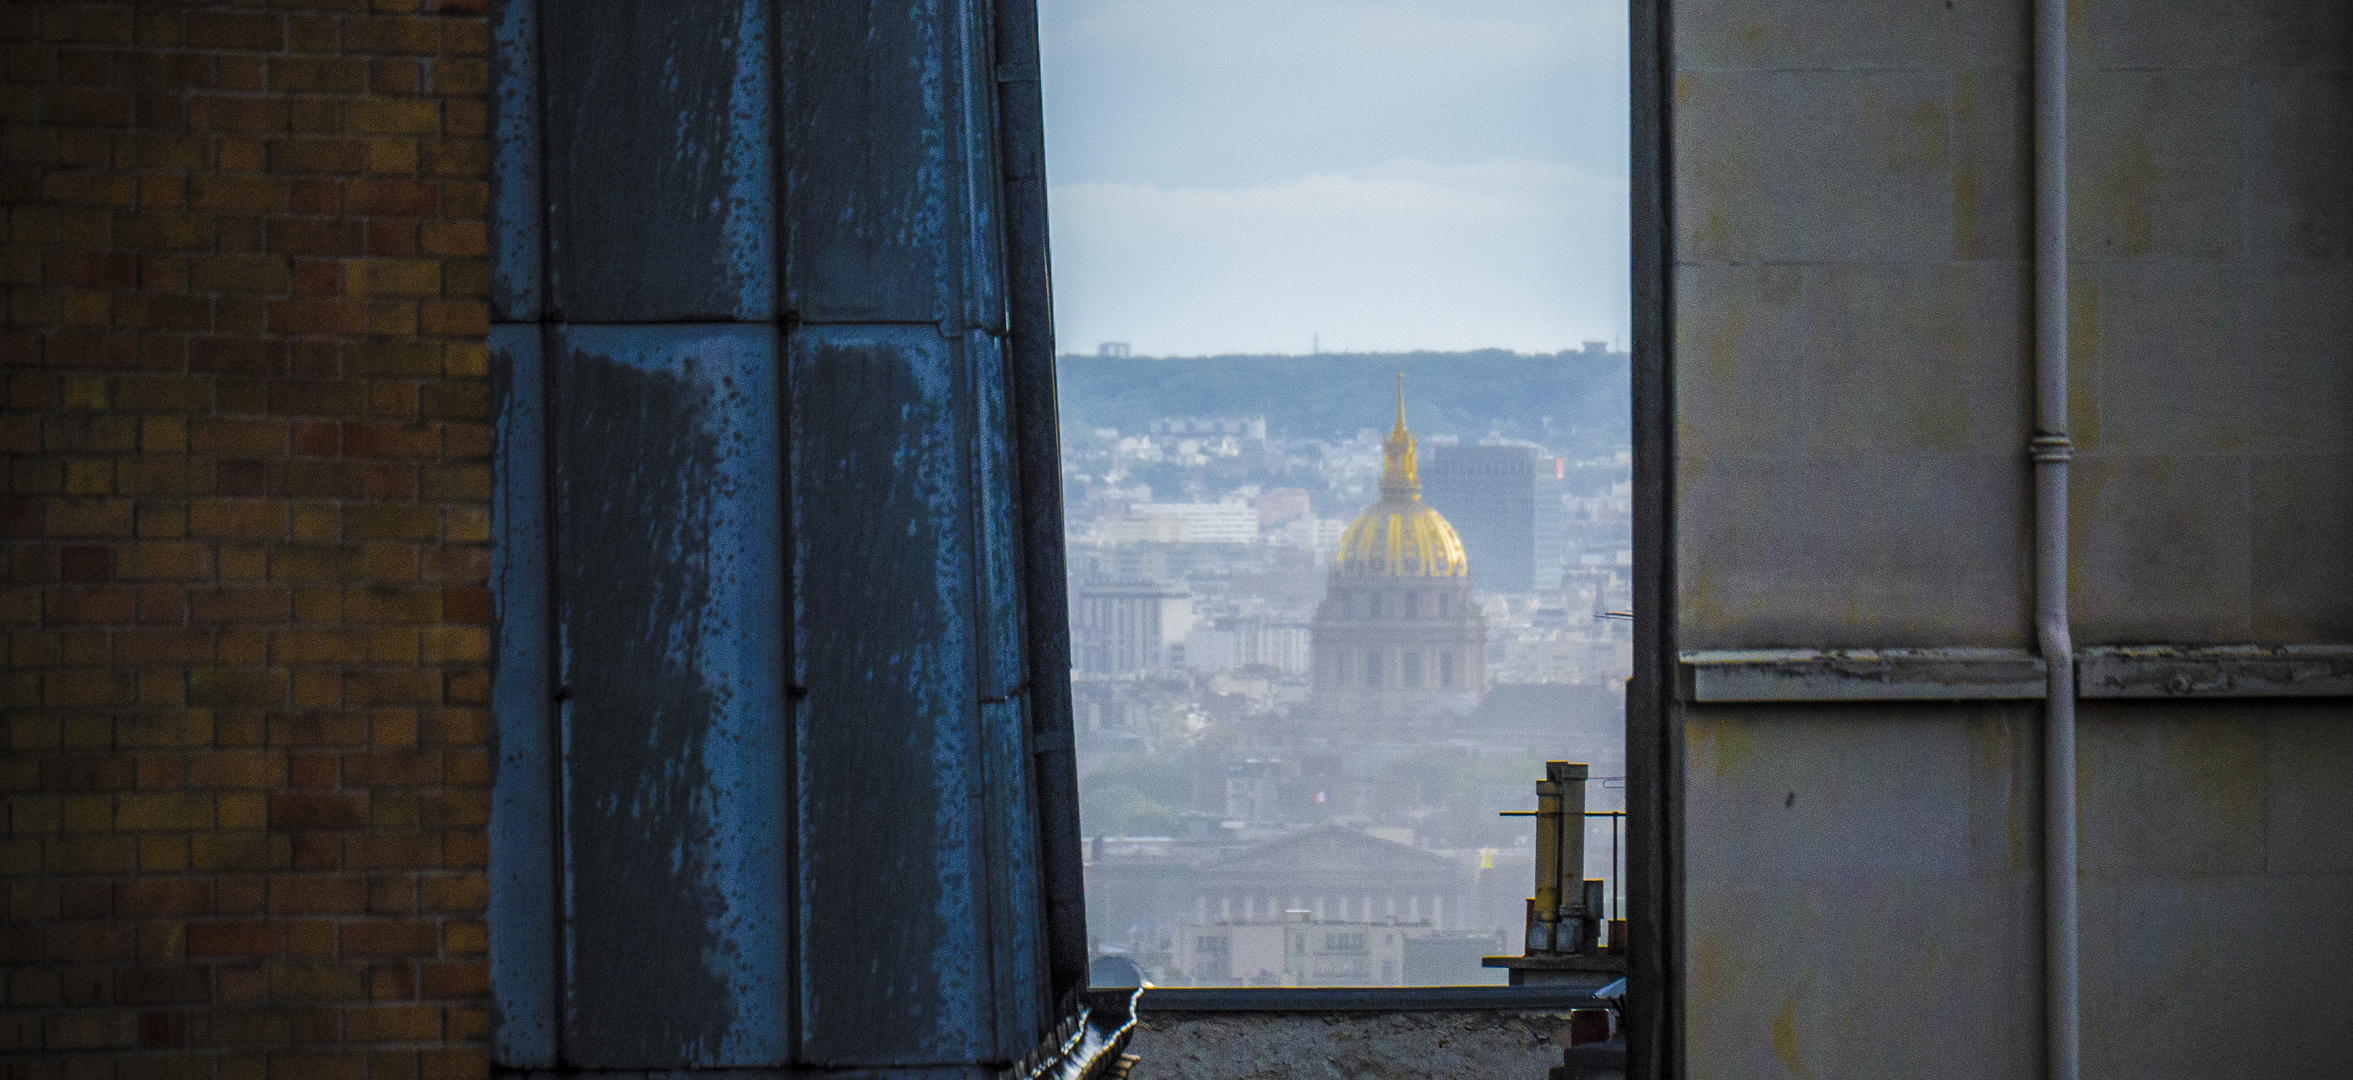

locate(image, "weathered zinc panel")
(490, 324), (557, 1067)
(791, 325), (1035, 1065)
(542, 0), (774, 323)
(490, 0), (1072, 1070)
(490, 0), (541, 322)
(552, 327), (788, 1067)
(779, 0), (1005, 328)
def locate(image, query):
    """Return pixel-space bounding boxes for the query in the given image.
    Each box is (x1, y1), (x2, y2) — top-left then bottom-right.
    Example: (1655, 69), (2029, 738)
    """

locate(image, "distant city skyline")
(1038, 0), (1631, 357)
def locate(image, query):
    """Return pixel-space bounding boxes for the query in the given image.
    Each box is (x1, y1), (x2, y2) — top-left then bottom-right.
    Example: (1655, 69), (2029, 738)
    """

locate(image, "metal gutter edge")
(990, 0), (1091, 1011)
(1675, 648), (2046, 702)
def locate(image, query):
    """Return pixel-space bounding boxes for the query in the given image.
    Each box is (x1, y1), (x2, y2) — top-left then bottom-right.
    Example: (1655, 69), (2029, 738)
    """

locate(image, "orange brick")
(117, 542), (215, 581)
(46, 586), (133, 624)
(185, 12), (284, 51)
(269, 1051), (366, 1080)
(419, 1047), (488, 1080)
(115, 792), (215, 831)
(268, 875), (365, 916)
(268, 962), (365, 1002)
(189, 831), (291, 873)
(339, 920), (436, 958)
(189, 586), (291, 624)
(268, 792), (367, 831)
(345, 833), (439, 871)
(344, 1003), (440, 1043)
(114, 879), (214, 917)
(416, 873), (484, 915)
(8, 1), (498, 1058)
(418, 961), (485, 1000)
(347, 99), (440, 137)
(48, 834), (139, 874)
(185, 750), (276, 789)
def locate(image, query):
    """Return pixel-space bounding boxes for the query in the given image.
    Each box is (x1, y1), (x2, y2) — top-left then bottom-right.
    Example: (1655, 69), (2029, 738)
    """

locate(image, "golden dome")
(1332, 374), (1469, 578)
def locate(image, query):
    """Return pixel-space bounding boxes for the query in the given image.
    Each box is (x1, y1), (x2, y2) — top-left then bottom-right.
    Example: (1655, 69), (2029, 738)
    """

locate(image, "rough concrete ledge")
(1122, 1009), (1583, 1080)
(1678, 648), (2046, 702)
(1678, 645), (2353, 703)
(499, 1070), (992, 1078)
(2077, 645), (2353, 698)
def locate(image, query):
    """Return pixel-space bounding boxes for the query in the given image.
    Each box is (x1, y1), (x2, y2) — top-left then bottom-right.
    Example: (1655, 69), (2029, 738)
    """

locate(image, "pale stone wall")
(1667, 0), (2353, 1077)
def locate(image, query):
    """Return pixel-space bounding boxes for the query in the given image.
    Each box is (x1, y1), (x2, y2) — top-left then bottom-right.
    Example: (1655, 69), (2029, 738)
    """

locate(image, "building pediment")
(1197, 824), (1459, 880)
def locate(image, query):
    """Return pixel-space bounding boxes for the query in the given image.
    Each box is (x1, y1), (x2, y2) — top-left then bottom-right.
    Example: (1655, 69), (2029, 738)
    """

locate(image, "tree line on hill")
(1055, 349), (1630, 457)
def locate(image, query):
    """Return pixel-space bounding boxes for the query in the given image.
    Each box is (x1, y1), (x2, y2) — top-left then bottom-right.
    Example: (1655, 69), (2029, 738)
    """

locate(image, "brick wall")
(1, 2), (493, 1078)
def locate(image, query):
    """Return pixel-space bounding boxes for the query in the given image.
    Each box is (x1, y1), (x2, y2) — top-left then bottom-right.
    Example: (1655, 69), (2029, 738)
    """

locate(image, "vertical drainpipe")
(2031, 0), (2079, 1076)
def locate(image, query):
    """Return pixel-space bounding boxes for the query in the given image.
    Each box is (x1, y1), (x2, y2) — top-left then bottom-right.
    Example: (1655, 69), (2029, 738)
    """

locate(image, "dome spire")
(1332, 371), (1468, 576)
(1380, 371), (1419, 499)
(1393, 370), (1408, 436)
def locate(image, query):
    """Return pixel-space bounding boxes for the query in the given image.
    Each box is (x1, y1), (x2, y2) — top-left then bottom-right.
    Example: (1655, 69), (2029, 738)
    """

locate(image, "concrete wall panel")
(2084, 0), (2352, 68)
(2082, 873), (2353, 1079)
(1679, 455), (2028, 649)
(1672, 0), (2025, 72)
(2076, 702), (2267, 878)
(1675, 70), (1957, 265)
(2261, 704), (2353, 874)
(2085, 262), (2251, 455)
(2072, 70), (2246, 261)
(2246, 70), (2353, 261)
(2070, 454), (2253, 644)
(1952, 67), (2034, 261)
(2249, 453), (2353, 641)
(1668, 1), (2350, 1075)
(2244, 267), (2353, 455)
(1796, 263), (2028, 456)
(1685, 710), (2042, 1080)
(2080, 701), (2353, 1072)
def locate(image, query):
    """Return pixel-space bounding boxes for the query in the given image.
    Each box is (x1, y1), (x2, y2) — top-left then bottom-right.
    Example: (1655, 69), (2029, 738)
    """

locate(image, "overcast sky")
(1037, 0), (1630, 357)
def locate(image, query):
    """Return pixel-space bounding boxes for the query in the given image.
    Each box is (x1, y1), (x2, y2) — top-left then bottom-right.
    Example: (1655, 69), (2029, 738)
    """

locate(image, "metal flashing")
(1677, 648), (2048, 702)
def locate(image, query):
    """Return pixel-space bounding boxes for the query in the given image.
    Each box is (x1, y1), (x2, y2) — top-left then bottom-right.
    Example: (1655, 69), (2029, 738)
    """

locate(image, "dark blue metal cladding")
(550, 326), (787, 1068)
(490, 0), (1074, 1072)
(541, 0), (773, 323)
(488, 324), (556, 1066)
(488, 0), (541, 321)
(790, 326), (1044, 1065)
(779, 0), (1049, 1065)
(779, 0), (1005, 328)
